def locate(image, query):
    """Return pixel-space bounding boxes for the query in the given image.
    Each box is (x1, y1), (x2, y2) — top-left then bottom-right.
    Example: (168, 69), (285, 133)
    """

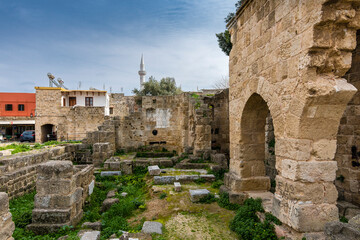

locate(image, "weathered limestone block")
(0, 192), (15, 240)
(100, 171), (121, 177)
(80, 231), (101, 240)
(142, 221), (163, 234)
(101, 198), (119, 212)
(224, 172), (270, 192)
(174, 182), (181, 192)
(148, 165), (161, 176)
(189, 189), (210, 202)
(281, 160), (337, 182)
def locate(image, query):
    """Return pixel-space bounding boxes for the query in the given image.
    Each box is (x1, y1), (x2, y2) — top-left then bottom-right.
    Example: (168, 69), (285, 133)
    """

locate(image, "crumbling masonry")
(225, 0), (360, 234)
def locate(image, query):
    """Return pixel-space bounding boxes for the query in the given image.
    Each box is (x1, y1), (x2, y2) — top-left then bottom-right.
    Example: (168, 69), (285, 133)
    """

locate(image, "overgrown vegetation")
(0, 141), (81, 155)
(230, 198), (278, 240)
(217, 192), (240, 211)
(340, 216), (349, 223)
(198, 193), (216, 204)
(10, 167), (148, 240)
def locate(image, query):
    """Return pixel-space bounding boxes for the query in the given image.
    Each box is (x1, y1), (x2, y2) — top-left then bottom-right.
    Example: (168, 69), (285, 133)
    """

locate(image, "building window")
(110, 107), (113, 115)
(5, 104), (12, 111)
(69, 97), (76, 106)
(85, 97), (93, 106)
(18, 104), (25, 111)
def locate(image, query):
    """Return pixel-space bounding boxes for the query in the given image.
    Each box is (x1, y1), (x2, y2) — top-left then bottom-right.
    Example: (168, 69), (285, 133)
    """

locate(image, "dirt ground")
(129, 183), (237, 240)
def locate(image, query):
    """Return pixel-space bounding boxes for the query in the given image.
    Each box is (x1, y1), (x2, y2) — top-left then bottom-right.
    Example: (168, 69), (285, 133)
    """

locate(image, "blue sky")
(0, 0), (236, 95)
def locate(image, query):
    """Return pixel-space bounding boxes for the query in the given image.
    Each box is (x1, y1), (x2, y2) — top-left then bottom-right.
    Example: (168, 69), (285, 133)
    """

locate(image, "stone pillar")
(27, 161), (83, 234)
(0, 192), (15, 240)
(270, 137), (339, 233)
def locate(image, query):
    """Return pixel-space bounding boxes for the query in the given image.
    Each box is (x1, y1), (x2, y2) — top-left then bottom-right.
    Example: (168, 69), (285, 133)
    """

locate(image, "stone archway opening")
(335, 29), (360, 217)
(41, 124), (55, 143)
(239, 93), (273, 192)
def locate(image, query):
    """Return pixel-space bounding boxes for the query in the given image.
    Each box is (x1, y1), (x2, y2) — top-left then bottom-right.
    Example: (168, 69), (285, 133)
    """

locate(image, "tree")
(216, 30), (232, 56)
(213, 76), (230, 89)
(132, 76), (182, 96)
(216, 1), (243, 56)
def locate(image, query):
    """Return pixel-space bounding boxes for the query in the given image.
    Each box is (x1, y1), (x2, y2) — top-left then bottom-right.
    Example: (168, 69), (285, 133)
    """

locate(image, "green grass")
(0, 141), (81, 155)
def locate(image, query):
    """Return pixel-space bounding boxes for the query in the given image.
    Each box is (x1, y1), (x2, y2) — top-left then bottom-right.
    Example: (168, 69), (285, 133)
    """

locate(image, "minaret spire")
(138, 54), (146, 91)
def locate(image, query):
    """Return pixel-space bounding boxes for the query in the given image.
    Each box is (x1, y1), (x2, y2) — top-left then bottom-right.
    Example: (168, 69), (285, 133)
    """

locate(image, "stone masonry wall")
(0, 192), (15, 240)
(335, 30), (360, 206)
(227, 0), (360, 233)
(0, 144), (82, 198)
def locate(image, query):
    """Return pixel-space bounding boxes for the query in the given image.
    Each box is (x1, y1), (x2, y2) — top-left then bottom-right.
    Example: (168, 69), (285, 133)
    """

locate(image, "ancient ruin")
(2, 0), (360, 239)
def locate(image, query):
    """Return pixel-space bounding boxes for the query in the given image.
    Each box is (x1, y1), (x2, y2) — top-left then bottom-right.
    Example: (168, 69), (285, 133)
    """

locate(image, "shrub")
(229, 198), (277, 240)
(159, 193), (167, 199)
(216, 192), (240, 211)
(211, 180), (223, 189)
(198, 194), (216, 204)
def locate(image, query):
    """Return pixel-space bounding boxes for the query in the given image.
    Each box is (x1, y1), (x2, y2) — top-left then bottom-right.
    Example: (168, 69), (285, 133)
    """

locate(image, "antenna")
(109, 87), (112, 93)
(103, 84), (105, 91)
(121, 87), (123, 93)
(78, 81), (82, 90)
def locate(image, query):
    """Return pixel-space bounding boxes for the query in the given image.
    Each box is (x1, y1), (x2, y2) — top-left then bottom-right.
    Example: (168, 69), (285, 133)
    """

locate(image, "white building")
(60, 89), (110, 115)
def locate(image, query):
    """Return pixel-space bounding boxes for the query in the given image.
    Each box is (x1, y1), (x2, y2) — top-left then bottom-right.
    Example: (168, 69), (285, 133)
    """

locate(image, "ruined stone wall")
(35, 89), (105, 142)
(0, 144), (81, 198)
(0, 192), (14, 240)
(109, 93), (137, 119)
(204, 89), (230, 154)
(227, 0), (360, 233)
(28, 161), (94, 234)
(335, 30), (360, 206)
(118, 94), (189, 153)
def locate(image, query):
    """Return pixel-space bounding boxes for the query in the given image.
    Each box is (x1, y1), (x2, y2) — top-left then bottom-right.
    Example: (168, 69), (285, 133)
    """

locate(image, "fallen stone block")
(189, 189), (210, 202)
(100, 171), (121, 177)
(107, 190), (117, 198)
(148, 165), (161, 176)
(82, 222), (102, 231)
(141, 221), (163, 234)
(101, 198), (119, 212)
(174, 182), (181, 192)
(80, 231), (101, 240)
(154, 176), (175, 185)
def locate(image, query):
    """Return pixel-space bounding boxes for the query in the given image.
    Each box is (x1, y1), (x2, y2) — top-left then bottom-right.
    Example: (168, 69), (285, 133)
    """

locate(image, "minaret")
(138, 54), (146, 91)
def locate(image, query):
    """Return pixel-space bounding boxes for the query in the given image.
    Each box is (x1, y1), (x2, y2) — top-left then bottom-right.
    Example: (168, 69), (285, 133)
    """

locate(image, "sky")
(0, 0), (236, 95)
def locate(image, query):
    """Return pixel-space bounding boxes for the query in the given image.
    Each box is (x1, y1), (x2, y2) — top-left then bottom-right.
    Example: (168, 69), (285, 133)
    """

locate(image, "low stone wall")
(92, 142), (114, 167)
(0, 192), (15, 240)
(28, 161), (94, 234)
(0, 144), (82, 199)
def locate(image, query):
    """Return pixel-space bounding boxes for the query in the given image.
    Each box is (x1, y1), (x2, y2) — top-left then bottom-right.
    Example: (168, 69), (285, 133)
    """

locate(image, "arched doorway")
(41, 124), (55, 143)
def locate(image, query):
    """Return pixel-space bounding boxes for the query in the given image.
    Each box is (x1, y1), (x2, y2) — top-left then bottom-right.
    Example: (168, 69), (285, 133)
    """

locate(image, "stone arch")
(237, 93), (271, 191)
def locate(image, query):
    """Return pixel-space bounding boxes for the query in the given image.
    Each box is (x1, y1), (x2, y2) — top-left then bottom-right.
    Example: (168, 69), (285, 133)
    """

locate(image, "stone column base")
(224, 171), (270, 192)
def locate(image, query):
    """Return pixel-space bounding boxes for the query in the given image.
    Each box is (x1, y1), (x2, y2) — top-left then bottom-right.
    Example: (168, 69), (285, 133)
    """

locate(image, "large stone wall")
(336, 30), (360, 206)
(0, 144), (82, 198)
(35, 88), (105, 142)
(226, 0), (360, 234)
